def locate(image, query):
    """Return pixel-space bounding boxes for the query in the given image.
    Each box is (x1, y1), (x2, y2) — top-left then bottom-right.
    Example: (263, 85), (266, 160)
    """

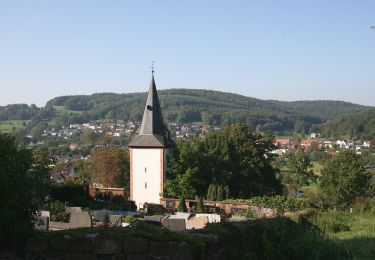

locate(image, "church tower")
(128, 72), (170, 208)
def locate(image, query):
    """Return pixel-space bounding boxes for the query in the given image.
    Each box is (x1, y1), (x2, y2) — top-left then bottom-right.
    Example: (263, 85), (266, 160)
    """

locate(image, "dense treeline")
(320, 108), (375, 140)
(1, 89), (371, 134)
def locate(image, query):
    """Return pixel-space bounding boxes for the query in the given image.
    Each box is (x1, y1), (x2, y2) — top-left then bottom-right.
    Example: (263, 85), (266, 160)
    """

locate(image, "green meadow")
(0, 120), (30, 133)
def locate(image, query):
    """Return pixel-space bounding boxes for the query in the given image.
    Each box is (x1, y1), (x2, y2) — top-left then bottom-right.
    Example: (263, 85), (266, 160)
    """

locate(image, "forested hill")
(0, 89), (372, 134)
(320, 108), (375, 140)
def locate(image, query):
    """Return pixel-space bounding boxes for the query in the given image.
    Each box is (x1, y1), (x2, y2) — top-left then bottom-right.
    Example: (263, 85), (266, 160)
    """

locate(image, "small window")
(147, 105), (152, 111)
(145, 182), (147, 189)
(145, 167), (147, 173)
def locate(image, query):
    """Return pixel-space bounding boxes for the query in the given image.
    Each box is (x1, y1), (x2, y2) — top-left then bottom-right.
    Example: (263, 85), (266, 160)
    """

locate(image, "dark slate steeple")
(138, 74), (165, 135)
(128, 73), (170, 148)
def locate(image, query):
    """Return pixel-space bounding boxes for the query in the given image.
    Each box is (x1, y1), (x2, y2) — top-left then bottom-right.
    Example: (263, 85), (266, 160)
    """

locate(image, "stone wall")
(22, 236), (197, 260)
(0, 232), (230, 260)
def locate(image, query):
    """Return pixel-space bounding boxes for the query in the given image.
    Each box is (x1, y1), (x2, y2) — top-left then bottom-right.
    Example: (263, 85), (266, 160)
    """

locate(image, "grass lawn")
(0, 120), (30, 133)
(328, 213), (375, 259)
(53, 106), (84, 114)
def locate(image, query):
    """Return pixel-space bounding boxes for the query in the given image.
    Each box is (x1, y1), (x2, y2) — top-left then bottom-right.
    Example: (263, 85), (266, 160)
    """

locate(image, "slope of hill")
(1, 89), (371, 134)
(320, 108), (375, 140)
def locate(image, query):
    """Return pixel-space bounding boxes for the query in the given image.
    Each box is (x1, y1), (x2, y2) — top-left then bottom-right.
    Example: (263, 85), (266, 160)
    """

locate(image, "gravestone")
(186, 216), (208, 230)
(108, 215), (122, 227)
(144, 215), (163, 223)
(68, 207), (82, 213)
(168, 212), (192, 222)
(196, 213), (221, 223)
(69, 212), (92, 228)
(39, 210), (50, 219)
(231, 207), (248, 215)
(145, 203), (164, 215)
(161, 218), (186, 231)
(34, 216), (49, 231)
(92, 210), (115, 226)
(166, 200), (176, 209)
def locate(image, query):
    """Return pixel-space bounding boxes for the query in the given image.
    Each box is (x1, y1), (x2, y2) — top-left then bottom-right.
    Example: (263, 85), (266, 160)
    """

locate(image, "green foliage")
(321, 108), (375, 140)
(95, 191), (104, 200)
(50, 184), (88, 205)
(195, 197), (205, 213)
(352, 197), (375, 215)
(123, 215), (135, 224)
(284, 149), (315, 189)
(177, 197), (187, 212)
(84, 147), (130, 188)
(320, 149), (371, 207)
(307, 211), (351, 234)
(165, 124), (282, 199)
(1, 90), (369, 135)
(106, 195), (136, 211)
(206, 184), (230, 201)
(226, 195), (314, 211)
(50, 201), (70, 222)
(0, 133), (50, 249)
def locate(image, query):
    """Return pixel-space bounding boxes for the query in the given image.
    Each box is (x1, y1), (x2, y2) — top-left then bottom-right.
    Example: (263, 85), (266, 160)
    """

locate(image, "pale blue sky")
(0, 0), (374, 107)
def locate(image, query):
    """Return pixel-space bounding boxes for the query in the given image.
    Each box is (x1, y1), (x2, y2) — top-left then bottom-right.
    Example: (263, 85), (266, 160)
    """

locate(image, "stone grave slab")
(196, 213), (221, 223)
(69, 212), (92, 228)
(109, 215), (122, 227)
(161, 218), (186, 232)
(34, 216), (49, 231)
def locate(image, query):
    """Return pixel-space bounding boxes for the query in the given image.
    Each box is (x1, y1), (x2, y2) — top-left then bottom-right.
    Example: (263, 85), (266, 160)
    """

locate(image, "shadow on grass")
(336, 236), (375, 260)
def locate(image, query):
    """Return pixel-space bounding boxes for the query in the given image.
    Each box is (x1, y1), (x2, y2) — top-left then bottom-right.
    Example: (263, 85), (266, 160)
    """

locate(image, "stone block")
(69, 212), (92, 228)
(50, 238), (92, 253)
(196, 213), (221, 223)
(127, 252), (150, 260)
(149, 241), (179, 259)
(34, 216), (49, 231)
(144, 215), (162, 223)
(177, 242), (195, 260)
(186, 216), (208, 230)
(64, 253), (96, 260)
(123, 237), (149, 254)
(95, 238), (123, 254)
(26, 240), (49, 252)
(161, 218), (186, 232)
(109, 215), (122, 227)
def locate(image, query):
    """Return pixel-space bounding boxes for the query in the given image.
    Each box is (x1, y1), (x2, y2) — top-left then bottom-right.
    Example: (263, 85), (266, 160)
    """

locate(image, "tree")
(196, 197), (205, 213)
(320, 149), (371, 207)
(285, 149), (315, 190)
(165, 124), (282, 199)
(177, 197), (187, 212)
(0, 133), (50, 249)
(80, 147), (130, 188)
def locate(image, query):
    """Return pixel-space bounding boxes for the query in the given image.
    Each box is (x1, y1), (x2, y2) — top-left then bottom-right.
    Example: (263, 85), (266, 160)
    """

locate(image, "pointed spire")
(138, 74), (165, 135)
(129, 71), (171, 148)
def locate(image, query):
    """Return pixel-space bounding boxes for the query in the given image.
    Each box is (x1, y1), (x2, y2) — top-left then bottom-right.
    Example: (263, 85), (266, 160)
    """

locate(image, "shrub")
(177, 197), (187, 212)
(50, 201), (70, 222)
(111, 194), (123, 204)
(196, 197), (205, 213)
(50, 184), (88, 203)
(226, 196), (315, 211)
(95, 191), (104, 200)
(307, 211), (350, 234)
(123, 215), (135, 224)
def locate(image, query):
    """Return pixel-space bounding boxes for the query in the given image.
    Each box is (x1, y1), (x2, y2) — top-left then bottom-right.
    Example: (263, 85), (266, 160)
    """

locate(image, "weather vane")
(151, 61), (155, 74)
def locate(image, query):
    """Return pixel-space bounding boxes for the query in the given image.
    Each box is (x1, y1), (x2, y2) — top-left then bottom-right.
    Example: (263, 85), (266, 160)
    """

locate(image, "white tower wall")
(130, 148), (165, 208)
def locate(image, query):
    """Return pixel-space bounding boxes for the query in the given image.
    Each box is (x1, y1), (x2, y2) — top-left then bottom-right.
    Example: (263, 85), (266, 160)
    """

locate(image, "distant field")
(0, 120), (30, 133)
(53, 106), (84, 114)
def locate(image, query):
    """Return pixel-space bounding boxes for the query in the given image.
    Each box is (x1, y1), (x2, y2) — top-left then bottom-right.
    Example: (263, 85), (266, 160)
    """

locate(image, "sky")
(0, 0), (374, 107)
